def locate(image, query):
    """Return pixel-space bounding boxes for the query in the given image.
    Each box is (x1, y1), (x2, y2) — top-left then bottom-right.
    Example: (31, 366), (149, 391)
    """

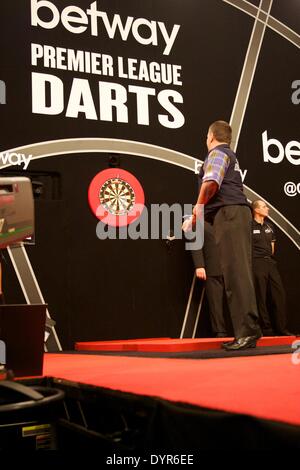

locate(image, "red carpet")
(75, 336), (297, 352)
(44, 352), (300, 427)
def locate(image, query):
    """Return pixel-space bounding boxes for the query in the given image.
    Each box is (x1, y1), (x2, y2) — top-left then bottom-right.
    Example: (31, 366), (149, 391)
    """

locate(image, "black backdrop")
(0, 0), (299, 348)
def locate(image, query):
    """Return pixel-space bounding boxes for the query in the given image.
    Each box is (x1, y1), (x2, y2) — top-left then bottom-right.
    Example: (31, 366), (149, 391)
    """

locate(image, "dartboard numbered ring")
(88, 168), (145, 227)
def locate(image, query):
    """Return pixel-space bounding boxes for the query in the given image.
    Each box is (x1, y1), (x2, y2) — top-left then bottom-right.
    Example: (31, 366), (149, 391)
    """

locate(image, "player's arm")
(193, 150), (230, 220)
(196, 181), (218, 205)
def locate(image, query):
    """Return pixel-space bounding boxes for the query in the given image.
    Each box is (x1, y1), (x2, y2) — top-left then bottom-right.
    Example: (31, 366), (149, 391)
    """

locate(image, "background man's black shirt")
(252, 220), (276, 258)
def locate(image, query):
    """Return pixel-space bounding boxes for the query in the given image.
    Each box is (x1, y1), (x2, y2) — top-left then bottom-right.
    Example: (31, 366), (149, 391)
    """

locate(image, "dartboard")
(99, 178), (135, 215)
(88, 168), (145, 227)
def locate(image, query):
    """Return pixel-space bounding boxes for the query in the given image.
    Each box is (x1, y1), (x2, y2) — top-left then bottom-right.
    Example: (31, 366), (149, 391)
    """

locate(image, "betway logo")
(31, 0), (180, 56)
(0, 152), (32, 169)
(262, 131), (300, 165)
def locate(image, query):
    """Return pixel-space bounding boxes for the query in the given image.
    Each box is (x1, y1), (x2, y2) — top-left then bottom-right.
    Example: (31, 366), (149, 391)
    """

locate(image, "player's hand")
(182, 216), (193, 232)
(196, 268), (206, 280)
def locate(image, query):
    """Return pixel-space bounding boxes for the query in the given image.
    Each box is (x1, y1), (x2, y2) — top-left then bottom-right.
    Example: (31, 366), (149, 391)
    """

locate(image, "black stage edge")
(20, 377), (300, 452)
(56, 344), (293, 359)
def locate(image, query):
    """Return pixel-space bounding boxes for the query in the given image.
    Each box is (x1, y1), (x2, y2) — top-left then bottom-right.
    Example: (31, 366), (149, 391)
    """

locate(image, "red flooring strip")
(44, 352), (300, 427)
(75, 336), (297, 352)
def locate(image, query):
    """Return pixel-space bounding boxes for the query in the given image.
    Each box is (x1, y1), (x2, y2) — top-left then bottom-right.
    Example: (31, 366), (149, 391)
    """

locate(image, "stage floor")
(43, 351), (300, 428)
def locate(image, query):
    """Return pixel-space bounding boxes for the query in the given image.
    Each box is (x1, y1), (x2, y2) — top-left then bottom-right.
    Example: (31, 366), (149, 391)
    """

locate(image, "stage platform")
(29, 335), (300, 450)
(43, 351), (300, 428)
(75, 335), (297, 352)
(72, 336), (298, 360)
(7, 335), (298, 451)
